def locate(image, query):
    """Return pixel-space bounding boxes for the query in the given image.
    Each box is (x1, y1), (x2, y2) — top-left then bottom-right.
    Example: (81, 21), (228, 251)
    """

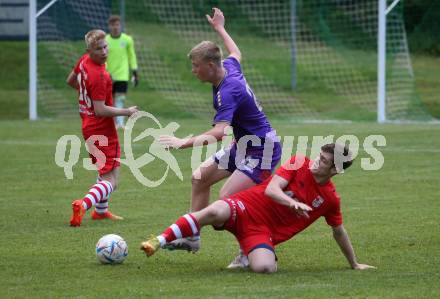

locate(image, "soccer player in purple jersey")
(159, 8), (282, 268)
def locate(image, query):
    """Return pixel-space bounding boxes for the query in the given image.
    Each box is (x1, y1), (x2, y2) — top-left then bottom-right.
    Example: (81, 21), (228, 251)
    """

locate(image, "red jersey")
(73, 54), (116, 138)
(230, 155), (343, 246)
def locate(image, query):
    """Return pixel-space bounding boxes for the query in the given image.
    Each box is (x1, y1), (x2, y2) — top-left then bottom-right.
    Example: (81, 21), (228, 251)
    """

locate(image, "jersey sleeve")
(324, 192), (343, 227)
(73, 55), (85, 74)
(73, 60), (80, 75)
(223, 56), (242, 74)
(127, 35), (138, 70)
(275, 156), (298, 182)
(213, 88), (237, 124)
(88, 71), (107, 101)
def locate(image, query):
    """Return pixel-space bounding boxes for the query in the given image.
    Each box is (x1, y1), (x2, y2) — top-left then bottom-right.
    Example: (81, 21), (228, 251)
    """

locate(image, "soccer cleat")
(164, 237), (201, 253)
(140, 235), (161, 257)
(70, 199), (86, 227)
(227, 252), (250, 269)
(91, 210), (124, 221)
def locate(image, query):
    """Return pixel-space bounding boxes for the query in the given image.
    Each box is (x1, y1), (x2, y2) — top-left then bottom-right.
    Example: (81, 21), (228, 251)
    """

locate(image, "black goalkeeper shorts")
(112, 81), (128, 94)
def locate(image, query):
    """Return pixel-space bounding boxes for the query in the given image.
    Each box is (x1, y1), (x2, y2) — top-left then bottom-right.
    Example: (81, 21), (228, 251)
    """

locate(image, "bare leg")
(192, 200), (231, 227)
(100, 166), (120, 190)
(191, 157), (231, 211)
(219, 170), (256, 199)
(248, 248), (277, 274)
(164, 158), (230, 251)
(219, 170), (256, 268)
(140, 200), (231, 256)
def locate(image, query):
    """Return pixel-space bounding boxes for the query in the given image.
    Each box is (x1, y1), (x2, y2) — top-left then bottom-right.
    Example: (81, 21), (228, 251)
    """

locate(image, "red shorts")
(85, 134), (120, 175)
(221, 198), (274, 255)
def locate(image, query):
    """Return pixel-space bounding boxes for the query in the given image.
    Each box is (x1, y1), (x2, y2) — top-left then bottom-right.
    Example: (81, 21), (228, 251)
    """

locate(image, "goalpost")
(29, 0), (434, 122)
(28, 0), (37, 120)
(29, 0), (61, 120)
(378, 0), (408, 123)
(29, 0), (112, 120)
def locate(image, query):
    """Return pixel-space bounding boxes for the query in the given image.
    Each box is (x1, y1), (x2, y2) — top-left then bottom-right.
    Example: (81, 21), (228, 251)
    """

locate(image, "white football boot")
(164, 236), (201, 253)
(227, 250), (249, 269)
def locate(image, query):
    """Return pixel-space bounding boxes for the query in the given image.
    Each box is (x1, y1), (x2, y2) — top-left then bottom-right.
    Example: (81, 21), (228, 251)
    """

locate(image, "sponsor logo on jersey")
(312, 196), (324, 208)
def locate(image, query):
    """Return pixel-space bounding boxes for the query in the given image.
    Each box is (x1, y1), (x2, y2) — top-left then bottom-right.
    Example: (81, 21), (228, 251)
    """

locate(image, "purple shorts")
(214, 140), (281, 184)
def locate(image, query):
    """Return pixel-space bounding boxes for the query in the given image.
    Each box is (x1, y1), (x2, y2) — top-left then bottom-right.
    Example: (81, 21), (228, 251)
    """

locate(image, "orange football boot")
(91, 210), (124, 221)
(70, 199), (86, 227)
(140, 235), (160, 257)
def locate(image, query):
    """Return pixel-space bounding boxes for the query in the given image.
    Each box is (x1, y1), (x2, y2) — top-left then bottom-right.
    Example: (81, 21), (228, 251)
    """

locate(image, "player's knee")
(204, 206), (220, 219)
(250, 262), (277, 274)
(191, 172), (208, 189)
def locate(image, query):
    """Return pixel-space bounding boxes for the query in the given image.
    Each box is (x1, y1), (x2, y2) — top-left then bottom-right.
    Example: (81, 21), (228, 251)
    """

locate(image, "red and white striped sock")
(94, 196), (109, 214)
(157, 214), (200, 247)
(94, 177), (109, 214)
(81, 180), (113, 210)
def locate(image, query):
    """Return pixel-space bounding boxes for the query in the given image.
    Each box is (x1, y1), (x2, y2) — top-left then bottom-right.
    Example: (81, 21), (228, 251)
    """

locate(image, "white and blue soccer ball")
(96, 234), (128, 264)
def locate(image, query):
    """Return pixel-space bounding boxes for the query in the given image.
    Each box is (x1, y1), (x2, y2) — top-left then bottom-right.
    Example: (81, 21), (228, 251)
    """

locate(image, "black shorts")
(112, 81), (128, 94)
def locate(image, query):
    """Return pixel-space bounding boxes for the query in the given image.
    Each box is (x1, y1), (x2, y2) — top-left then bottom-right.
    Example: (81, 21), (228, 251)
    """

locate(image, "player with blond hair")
(159, 8), (282, 268)
(66, 29), (138, 227)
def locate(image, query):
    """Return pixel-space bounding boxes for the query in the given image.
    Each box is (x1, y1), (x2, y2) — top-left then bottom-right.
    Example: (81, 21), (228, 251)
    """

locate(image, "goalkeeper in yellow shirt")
(106, 15), (139, 129)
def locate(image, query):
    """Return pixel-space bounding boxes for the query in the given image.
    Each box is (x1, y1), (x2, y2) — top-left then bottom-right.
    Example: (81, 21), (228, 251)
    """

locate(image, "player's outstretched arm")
(265, 175), (312, 218)
(159, 122), (229, 149)
(66, 71), (78, 89)
(93, 100), (138, 117)
(206, 8), (241, 62)
(332, 225), (376, 270)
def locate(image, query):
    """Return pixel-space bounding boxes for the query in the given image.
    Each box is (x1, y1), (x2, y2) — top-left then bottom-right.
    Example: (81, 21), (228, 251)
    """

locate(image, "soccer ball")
(96, 234), (128, 264)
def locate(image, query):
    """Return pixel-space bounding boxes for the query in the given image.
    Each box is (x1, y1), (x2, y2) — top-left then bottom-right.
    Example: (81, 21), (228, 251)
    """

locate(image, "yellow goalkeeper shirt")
(105, 33), (138, 82)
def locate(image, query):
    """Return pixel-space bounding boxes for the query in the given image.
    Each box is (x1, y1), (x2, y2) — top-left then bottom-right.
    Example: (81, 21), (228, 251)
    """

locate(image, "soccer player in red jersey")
(140, 143), (376, 273)
(66, 29), (138, 227)
(159, 7), (281, 268)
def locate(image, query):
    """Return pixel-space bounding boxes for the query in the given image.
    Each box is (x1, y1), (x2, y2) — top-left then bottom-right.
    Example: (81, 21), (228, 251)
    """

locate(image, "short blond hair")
(188, 41), (222, 66)
(84, 29), (106, 49)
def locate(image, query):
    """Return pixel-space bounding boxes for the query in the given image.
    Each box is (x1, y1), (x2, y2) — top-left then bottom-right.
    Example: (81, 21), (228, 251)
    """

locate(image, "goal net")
(35, 0), (434, 121)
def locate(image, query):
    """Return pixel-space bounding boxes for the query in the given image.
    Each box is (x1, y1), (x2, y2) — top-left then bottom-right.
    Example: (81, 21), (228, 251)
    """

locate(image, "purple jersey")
(213, 57), (275, 142)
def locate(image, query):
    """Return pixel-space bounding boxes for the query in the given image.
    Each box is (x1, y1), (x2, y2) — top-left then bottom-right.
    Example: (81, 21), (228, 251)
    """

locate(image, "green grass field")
(1, 15), (440, 296)
(1, 118), (439, 298)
